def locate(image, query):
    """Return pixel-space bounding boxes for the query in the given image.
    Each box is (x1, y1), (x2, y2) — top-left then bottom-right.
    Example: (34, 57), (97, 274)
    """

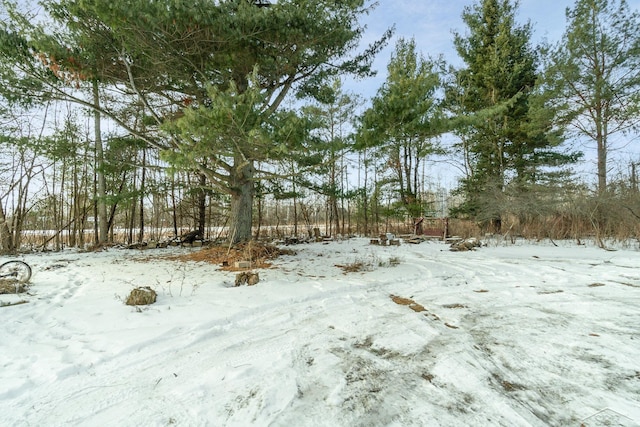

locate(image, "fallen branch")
(0, 300), (29, 307)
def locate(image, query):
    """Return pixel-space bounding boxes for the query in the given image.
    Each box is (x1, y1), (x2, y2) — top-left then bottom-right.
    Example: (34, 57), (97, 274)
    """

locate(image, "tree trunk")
(138, 148), (146, 243)
(254, 184), (263, 240)
(128, 170), (137, 245)
(70, 161), (78, 247)
(52, 163), (61, 251)
(0, 202), (14, 253)
(59, 157), (66, 249)
(93, 81), (109, 244)
(171, 173), (178, 238)
(13, 153), (35, 251)
(329, 157), (340, 237)
(198, 172), (206, 237)
(361, 150), (369, 236)
(107, 171), (127, 237)
(341, 154), (347, 236)
(330, 196), (339, 237)
(228, 160), (255, 244)
(597, 127), (607, 194)
(291, 167), (298, 237)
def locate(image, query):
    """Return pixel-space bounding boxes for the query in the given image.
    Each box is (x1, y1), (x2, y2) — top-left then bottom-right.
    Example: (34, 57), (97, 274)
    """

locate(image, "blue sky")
(350, 0), (599, 99)
(346, 0), (640, 187)
(8, 0), (638, 186)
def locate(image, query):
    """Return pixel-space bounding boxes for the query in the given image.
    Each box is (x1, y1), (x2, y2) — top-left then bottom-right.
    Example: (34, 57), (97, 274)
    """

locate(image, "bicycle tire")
(0, 260), (32, 283)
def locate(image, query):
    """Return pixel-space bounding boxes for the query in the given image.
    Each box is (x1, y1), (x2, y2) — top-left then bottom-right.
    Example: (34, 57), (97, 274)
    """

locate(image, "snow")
(1, 238), (639, 426)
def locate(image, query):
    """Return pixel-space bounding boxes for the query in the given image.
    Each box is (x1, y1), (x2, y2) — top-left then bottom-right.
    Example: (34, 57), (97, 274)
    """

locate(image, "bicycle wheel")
(0, 260), (32, 283)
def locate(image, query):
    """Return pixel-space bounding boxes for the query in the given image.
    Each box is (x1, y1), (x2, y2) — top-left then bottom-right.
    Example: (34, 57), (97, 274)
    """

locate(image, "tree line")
(0, 0), (639, 252)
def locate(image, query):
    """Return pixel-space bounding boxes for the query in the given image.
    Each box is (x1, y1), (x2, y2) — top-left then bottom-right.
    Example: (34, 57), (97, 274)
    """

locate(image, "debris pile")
(167, 242), (294, 271)
(449, 238), (482, 252)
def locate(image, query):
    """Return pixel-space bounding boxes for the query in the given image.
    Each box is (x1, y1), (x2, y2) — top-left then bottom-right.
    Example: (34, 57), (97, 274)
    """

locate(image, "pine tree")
(449, 0), (573, 231)
(0, 0), (392, 243)
(544, 0), (640, 194)
(358, 38), (445, 227)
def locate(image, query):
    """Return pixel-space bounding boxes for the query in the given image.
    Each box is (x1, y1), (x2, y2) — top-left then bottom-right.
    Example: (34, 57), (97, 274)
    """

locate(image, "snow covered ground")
(1, 238), (639, 426)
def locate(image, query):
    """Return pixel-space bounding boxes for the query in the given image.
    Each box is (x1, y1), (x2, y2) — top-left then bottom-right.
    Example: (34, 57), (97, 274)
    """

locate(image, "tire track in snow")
(4, 274), (406, 426)
(3, 241), (639, 426)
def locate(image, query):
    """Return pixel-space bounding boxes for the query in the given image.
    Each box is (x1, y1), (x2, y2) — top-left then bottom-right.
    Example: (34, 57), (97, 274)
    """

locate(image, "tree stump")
(235, 271), (260, 286)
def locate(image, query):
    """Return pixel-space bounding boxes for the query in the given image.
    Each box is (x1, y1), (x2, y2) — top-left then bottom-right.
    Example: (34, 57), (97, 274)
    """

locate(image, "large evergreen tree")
(450, 0), (572, 231)
(0, 0), (391, 243)
(358, 38), (445, 227)
(544, 0), (640, 194)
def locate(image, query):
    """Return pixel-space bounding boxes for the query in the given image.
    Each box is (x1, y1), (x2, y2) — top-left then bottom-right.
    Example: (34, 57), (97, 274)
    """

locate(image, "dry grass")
(164, 242), (294, 271)
(0, 279), (27, 294)
(442, 303), (468, 309)
(335, 253), (401, 273)
(335, 262), (367, 273)
(492, 373), (525, 392)
(390, 294), (427, 313)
